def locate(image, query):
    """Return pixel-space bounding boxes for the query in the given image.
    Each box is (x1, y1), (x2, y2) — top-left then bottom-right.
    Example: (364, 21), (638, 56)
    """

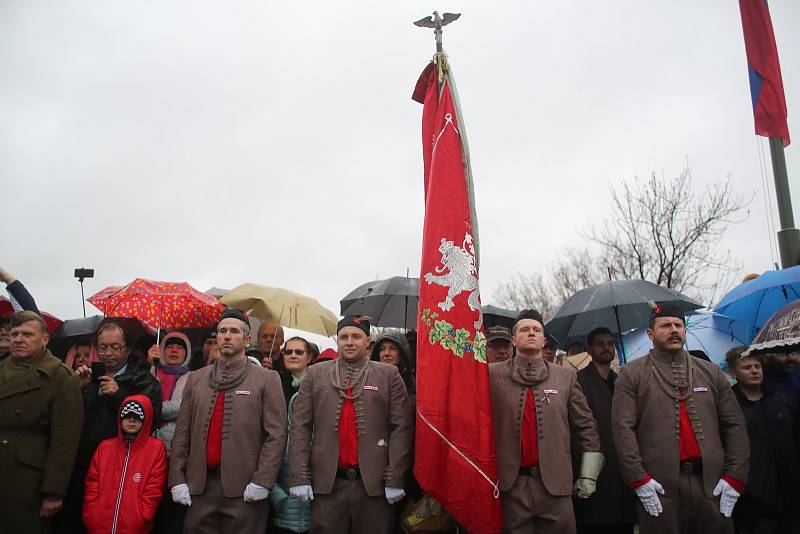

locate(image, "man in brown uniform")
(490, 309), (603, 534)
(288, 315), (412, 534)
(169, 309), (287, 533)
(612, 302), (749, 534)
(0, 311), (83, 533)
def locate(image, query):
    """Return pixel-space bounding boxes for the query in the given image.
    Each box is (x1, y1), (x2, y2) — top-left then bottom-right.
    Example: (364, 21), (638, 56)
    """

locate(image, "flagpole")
(768, 137), (800, 267)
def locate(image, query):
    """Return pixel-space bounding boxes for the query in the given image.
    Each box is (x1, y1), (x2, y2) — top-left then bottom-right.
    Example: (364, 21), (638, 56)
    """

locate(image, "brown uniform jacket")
(489, 358), (601, 496)
(572, 363), (636, 526)
(611, 349), (749, 498)
(0, 349), (83, 532)
(168, 358), (287, 497)
(288, 359), (412, 497)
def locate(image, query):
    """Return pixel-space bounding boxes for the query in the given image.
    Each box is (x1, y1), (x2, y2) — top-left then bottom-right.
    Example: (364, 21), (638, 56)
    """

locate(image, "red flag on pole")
(412, 57), (502, 534)
(738, 0), (790, 146)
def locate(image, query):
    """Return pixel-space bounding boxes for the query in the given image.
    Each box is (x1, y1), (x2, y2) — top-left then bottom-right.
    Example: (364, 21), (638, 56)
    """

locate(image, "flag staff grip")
(768, 137), (800, 267)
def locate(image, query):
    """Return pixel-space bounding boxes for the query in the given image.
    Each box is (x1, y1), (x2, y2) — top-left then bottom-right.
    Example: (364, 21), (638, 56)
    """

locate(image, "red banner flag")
(738, 0), (790, 146)
(412, 57), (502, 534)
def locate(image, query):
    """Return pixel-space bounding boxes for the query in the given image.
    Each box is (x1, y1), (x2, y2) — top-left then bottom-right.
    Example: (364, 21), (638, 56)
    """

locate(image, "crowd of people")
(0, 268), (799, 534)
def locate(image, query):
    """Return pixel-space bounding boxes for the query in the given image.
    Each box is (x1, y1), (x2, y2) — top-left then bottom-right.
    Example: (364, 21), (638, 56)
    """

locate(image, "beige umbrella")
(219, 283), (338, 337)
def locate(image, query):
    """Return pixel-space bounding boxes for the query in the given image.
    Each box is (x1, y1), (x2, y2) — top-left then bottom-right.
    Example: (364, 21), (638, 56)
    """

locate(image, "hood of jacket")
(117, 393), (154, 451)
(370, 331), (413, 370)
(158, 331), (193, 368)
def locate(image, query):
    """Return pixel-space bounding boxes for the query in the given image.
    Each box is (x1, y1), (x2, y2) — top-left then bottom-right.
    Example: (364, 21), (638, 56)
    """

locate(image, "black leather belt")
(336, 466), (361, 480)
(680, 460), (702, 474)
(518, 465), (541, 478)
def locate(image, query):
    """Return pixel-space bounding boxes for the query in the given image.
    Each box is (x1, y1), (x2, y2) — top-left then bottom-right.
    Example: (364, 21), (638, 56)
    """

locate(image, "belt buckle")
(346, 468), (358, 481)
(528, 466), (540, 477)
(680, 462), (694, 474)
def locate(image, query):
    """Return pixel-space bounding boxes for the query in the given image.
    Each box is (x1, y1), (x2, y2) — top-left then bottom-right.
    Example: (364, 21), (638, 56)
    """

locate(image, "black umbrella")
(545, 280), (703, 363)
(340, 277), (419, 329)
(49, 315), (156, 358)
(481, 305), (519, 330)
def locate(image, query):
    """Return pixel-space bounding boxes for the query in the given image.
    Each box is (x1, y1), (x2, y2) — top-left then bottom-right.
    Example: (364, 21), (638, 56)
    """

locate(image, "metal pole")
(613, 304), (627, 365)
(80, 280), (86, 318)
(769, 137), (800, 267)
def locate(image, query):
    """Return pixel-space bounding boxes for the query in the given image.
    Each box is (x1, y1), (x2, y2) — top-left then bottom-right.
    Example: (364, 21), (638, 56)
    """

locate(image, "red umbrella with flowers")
(88, 278), (223, 341)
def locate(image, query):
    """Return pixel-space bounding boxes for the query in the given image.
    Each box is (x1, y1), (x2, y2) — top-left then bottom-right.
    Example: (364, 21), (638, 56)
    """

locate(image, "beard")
(592, 352), (614, 364)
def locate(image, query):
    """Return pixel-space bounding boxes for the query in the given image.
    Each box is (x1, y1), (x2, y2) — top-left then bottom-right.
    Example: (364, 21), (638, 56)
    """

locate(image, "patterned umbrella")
(88, 279), (224, 333)
(0, 296), (63, 335)
(744, 299), (800, 356)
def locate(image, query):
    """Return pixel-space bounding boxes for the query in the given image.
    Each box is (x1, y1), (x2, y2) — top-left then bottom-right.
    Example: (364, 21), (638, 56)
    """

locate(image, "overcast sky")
(2, 1), (798, 335)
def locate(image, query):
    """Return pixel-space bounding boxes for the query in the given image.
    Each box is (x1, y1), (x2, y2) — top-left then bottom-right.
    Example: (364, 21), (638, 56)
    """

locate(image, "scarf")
(330, 355), (370, 400)
(511, 355), (549, 388)
(157, 365), (190, 401)
(207, 357), (249, 392)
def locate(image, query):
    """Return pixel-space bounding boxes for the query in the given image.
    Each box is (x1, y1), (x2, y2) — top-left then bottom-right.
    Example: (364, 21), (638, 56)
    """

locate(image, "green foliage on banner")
(420, 308), (487, 363)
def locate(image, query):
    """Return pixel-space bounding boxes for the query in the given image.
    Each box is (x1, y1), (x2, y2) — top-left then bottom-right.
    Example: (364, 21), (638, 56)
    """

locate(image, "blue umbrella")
(622, 310), (751, 370)
(714, 266), (800, 337)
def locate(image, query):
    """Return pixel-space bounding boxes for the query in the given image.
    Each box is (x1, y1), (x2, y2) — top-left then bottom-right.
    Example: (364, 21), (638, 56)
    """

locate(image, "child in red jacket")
(83, 394), (167, 534)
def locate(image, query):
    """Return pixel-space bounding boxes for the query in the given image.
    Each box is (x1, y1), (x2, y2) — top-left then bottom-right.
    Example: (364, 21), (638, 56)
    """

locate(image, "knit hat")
(337, 315), (371, 335)
(120, 400), (145, 422)
(164, 336), (187, 351)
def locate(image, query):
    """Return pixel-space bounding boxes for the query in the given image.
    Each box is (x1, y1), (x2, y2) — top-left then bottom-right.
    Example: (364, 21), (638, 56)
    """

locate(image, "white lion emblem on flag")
(424, 233), (483, 329)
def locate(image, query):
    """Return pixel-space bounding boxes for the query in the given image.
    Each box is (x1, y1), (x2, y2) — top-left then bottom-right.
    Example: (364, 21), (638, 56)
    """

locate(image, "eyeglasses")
(97, 344), (127, 354)
(284, 349), (307, 356)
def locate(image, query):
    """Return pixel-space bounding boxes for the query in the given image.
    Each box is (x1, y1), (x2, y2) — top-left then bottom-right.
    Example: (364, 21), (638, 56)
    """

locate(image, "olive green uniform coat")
(0, 349), (84, 533)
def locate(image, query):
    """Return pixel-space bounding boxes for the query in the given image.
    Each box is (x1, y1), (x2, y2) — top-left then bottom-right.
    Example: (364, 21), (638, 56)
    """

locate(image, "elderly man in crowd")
(58, 318), (162, 532)
(573, 327), (636, 534)
(0, 311), (83, 533)
(258, 321), (285, 370)
(541, 334), (560, 365)
(169, 309), (287, 533)
(288, 316), (412, 534)
(486, 325), (513, 364)
(612, 302), (749, 534)
(490, 309), (603, 534)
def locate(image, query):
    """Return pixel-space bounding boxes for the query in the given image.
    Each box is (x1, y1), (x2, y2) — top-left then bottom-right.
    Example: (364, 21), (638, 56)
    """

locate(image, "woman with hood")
(146, 333), (194, 533)
(370, 331), (425, 516)
(146, 332), (192, 453)
(83, 394), (167, 534)
(370, 331), (416, 408)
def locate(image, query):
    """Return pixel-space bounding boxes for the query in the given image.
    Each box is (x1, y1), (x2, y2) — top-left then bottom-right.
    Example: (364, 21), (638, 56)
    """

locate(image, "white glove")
(634, 479), (665, 517)
(289, 484), (314, 502)
(243, 482), (270, 502)
(171, 483), (192, 507)
(713, 479), (740, 518)
(385, 486), (406, 504)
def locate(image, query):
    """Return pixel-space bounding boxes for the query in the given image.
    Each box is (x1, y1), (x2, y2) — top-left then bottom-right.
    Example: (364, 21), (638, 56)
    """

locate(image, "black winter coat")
(572, 363), (636, 526)
(732, 384), (800, 519)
